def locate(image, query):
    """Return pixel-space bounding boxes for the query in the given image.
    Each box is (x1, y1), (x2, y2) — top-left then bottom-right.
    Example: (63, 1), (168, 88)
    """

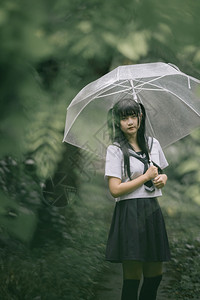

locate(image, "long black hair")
(107, 98), (150, 179)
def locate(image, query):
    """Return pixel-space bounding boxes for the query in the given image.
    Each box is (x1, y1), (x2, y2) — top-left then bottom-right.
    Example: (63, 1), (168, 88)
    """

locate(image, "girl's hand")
(145, 165), (158, 180)
(153, 174), (168, 189)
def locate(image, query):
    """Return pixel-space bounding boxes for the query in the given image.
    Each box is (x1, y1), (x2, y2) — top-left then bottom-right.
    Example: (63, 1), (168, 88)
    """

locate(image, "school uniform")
(105, 138), (171, 263)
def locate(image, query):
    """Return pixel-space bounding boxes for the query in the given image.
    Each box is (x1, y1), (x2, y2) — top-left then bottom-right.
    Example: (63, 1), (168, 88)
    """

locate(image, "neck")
(126, 134), (141, 151)
(126, 133), (137, 144)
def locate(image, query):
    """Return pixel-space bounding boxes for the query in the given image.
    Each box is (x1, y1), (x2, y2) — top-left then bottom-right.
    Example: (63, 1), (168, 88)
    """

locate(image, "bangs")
(120, 108), (137, 118)
(116, 99), (140, 119)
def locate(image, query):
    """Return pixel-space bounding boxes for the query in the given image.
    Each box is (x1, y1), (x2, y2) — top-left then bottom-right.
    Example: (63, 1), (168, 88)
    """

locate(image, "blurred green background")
(0, 0), (200, 299)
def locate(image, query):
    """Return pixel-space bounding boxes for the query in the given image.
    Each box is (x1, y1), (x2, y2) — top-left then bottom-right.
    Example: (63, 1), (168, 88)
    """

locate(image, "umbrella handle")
(149, 161), (154, 167)
(149, 160), (163, 175)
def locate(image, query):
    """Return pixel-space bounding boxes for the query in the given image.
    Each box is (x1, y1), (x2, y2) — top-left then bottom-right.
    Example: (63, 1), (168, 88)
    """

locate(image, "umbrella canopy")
(63, 62), (200, 157)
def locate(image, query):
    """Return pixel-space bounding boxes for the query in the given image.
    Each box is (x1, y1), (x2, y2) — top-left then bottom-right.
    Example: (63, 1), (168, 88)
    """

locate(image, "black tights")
(139, 275), (162, 300)
(121, 275), (162, 300)
(121, 279), (140, 300)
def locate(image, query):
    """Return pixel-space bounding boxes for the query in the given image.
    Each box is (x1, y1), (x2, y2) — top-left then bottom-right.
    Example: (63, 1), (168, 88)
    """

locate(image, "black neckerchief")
(113, 138), (162, 192)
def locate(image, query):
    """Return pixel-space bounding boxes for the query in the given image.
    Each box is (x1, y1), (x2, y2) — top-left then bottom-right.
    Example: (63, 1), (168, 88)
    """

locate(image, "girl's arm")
(108, 165), (158, 198)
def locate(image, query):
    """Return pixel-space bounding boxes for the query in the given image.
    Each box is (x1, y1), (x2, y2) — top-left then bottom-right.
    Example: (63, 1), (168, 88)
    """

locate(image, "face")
(120, 113), (141, 137)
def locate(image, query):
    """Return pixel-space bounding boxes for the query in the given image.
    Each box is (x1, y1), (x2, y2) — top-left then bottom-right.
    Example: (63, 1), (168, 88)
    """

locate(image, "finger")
(154, 181), (162, 186)
(155, 182), (164, 188)
(155, 184), (161, 189)
(153, 177), (160, 182)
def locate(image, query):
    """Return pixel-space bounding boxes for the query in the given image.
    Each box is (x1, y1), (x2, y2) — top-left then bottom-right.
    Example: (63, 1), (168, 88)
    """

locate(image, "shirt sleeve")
(157, 140), (169, 170)
(150, 138), (169, 170)
(105, 145), (123, 180)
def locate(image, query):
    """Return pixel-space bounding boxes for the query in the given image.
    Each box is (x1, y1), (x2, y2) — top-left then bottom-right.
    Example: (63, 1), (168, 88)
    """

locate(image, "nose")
(127, 117), (133, 125)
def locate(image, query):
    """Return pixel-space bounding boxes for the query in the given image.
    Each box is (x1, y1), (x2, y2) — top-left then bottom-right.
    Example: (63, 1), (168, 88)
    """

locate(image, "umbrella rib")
(137, 80), (200, 118)
(98, 78), (181, 98)
(64, 84), (117, 137)
(64, 82), (132, 138)
(97, 87), (132, 98)
(112, 80), (131, 89)
(97, 81), (164, 98)
(112, 80), (130, 87)
(134, 75), (167, 89)
(68, 80), (128, 108)
(97, 80), (132, 98)
(163, 88), (200, 117)
(134, 81), (166, 95)
(136, 87), (165, 91)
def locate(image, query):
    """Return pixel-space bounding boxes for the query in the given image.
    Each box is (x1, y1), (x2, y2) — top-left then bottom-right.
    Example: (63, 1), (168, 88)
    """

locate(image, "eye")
(120, 114), (137, 120)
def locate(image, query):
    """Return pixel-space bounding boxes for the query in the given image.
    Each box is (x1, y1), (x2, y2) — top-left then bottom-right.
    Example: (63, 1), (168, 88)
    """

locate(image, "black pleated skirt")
(106, 197), (171, 263)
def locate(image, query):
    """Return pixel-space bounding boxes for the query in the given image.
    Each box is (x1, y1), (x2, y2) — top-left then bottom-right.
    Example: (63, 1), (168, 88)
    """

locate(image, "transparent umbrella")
(63, 62), (200, 157)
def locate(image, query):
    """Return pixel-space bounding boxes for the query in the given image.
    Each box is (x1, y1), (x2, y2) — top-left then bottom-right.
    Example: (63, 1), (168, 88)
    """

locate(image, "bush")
(0, 172), (113, 300)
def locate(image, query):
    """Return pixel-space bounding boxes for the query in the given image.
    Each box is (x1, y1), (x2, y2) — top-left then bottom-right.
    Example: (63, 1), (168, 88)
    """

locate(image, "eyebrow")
(120, 113), (137, 117)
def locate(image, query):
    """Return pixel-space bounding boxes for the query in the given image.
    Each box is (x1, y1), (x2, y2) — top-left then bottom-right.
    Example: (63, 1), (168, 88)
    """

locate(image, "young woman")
(105, 98), (170, 300)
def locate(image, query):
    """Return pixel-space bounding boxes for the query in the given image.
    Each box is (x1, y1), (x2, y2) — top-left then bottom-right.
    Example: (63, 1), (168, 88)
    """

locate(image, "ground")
(94, 262), (172, 300)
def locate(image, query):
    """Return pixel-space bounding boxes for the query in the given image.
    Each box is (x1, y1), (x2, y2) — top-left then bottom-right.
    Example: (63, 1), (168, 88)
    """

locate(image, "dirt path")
(94, 263), (172, 300)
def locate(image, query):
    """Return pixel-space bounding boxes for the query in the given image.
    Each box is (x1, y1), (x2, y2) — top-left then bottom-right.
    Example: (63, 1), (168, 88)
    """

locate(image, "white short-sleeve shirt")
(105, 138), (168, 202)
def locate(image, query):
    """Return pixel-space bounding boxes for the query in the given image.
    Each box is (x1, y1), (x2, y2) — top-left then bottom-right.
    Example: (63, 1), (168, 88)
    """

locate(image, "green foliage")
(0, 157), (41, 243)
(0, 0), (53, 158)
(168, 238), (200, 299)
(160, 185), (200, 299)
(158, 147), (200, 299)
(24, 90), (66, 179)
(165, 129), (200, 206)
(0, 176), (112, 300)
